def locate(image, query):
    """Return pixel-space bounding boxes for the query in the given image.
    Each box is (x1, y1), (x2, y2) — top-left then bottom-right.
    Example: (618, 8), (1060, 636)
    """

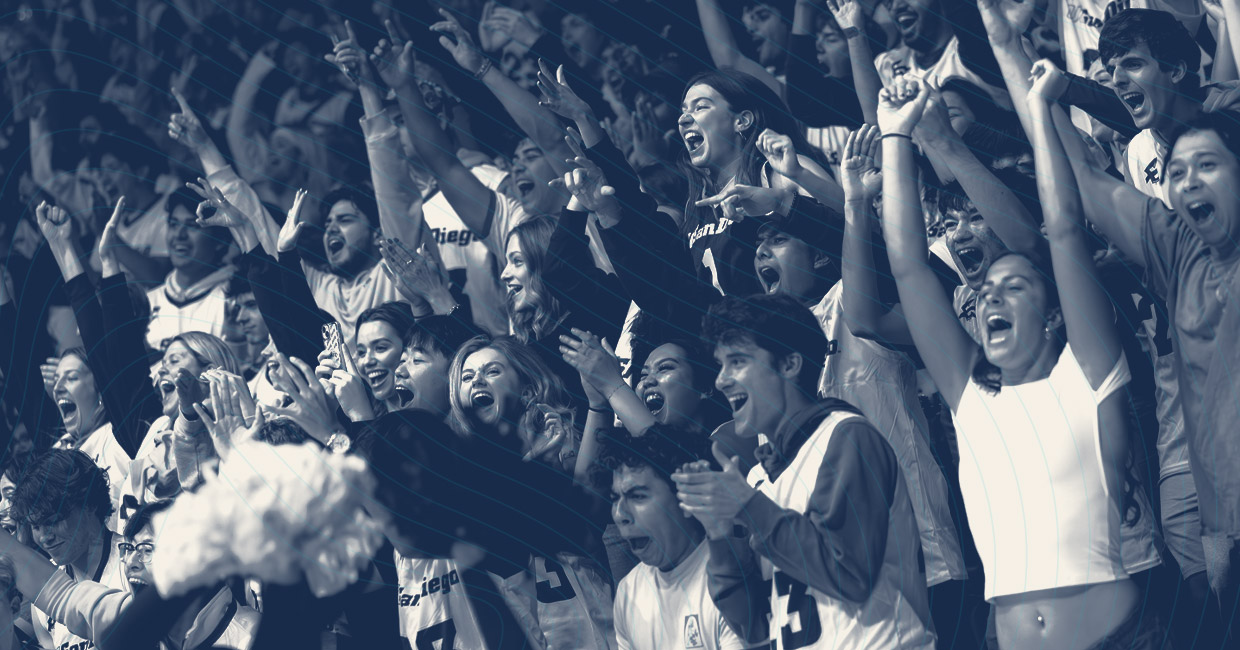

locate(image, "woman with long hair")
(449, 335), (617, 649)
(879, 76), (1159, 649)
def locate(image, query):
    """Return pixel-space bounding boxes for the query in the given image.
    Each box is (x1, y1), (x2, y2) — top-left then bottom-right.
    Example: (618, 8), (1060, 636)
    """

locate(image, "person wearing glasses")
(0, 488), (259, 650)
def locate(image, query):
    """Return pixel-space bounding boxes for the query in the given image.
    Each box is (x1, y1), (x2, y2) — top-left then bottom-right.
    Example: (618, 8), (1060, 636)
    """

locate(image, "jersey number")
(535, 557), (578, 604)
(774, 571), (821, 650)
(416, 618), (457, 650)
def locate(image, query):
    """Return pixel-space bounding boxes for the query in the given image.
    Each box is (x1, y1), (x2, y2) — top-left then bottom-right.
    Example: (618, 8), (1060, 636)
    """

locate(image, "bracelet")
(841, 26), (861, 40)
(588, 405), (611, 415)
(881, 132), (913, 141)
(474, 58), (493, 80)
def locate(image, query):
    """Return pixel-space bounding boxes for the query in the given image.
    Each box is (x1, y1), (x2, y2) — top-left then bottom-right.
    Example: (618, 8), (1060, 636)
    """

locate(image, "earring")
(1044, 326), (1052, 340)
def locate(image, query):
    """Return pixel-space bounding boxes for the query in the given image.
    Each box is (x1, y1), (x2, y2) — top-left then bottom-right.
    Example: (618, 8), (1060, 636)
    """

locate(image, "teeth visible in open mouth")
(758, 266), (780, 289)
(366, 370), (388, 383)
(1187, 201), (1216, 222)
(159, 381), (176, 395)
(627, 536), (650, 551)
(516, 180), (536, 196)
(684, 132), (704, 152)
(472, 391), (494, 407)
(57, 399), (77, 416)
(957, 247), (985, 274)
(508, 285), (523, 299)
(1121, 92), (1144, 109)
(326, 238), (345, 253)
(644, 392), (665, 414)
(896, 12), (918, 29)
(394, 387), (414, 406)
(727, 393), (748, 411)
(986, 314), (1012, 331)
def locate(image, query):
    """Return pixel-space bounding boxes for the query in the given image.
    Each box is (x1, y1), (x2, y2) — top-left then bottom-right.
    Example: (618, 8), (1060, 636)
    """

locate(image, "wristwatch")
(327, 431), (352, 454)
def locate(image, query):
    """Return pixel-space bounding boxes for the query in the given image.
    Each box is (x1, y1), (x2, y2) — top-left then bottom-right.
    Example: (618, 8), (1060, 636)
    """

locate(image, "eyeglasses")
(117, 541), (155, 562)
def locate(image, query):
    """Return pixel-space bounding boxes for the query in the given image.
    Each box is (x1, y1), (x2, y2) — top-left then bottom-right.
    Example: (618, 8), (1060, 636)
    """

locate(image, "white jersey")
(303, 260), (407, 343)
(145, 269), (233, 352)
(396, 554), (490, 650)
(874, 37), (1009, 109)
(813, 283), (966, 586)
(1124, 129), (1171, 207)
(115, 194), (170, 259)
(614, 542), (749, 650)
(500, 554), (617, 650)
(32, 532), (125, 650)
(749, 412), (936, 650)
(423, 166), (525, 337)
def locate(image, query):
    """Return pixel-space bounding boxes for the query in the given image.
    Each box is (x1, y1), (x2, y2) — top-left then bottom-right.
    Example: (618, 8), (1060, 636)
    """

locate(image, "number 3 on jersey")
(773, 571), (821, 650)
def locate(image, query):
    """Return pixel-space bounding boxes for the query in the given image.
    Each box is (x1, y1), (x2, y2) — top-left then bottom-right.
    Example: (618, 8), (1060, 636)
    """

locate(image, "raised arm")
(431, 10), (574, 177)
(1026, 61), (1123, 384)
(826, 0), (883, 124)
(226, 47), (280, 183)
(696, 0), (786, 97)
(838, 125), (914, 345)
(878, 80), (977, 409)
(387, 41), (493, 239)
(913, 90), (1042, 255)
(756, 128), (846, 212)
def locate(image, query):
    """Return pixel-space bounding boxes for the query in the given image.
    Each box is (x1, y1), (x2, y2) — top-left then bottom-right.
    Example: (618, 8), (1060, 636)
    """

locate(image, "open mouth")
(956, 247), (986, 277)
(507, 284), (523, 300)
(726, 392), (749, 413)
(366, 369), (390, 388)
(129, 578), (150, 595)
(643, 391), (665, 415)
(471, 390), (494, 407)
(394, 386), (414, 406)
(986, 314), (1013, 342)
(325, 236), (346, 254)
(57, 398), (78, 419)
(1121, 92), (1145, 111)
(683, 132), (704, 154)
(895, 11), (918, 31)
(626, 536), (651, 553)
(758, 266), (781, 292)
(1187, 201), (1216, 223)
(515, 179), (536, 197)
(170, 242), (192, 257)
(159, 380), (176, 396)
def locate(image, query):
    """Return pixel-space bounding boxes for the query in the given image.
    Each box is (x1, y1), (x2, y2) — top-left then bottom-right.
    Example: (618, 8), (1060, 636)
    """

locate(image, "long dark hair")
(676, 69), (824, 239)
(969, 249), (1062, 395)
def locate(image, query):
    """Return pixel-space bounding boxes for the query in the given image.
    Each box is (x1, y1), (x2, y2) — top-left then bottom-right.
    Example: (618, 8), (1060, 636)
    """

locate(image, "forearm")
(881, 137), (932, 277)
(847, 35), (883, 125)
(574, 407), (610, 484)
(226, 54), (277, 172)
(695, 0), (784, 96)
(173, 414), (216, 491)
(361, 109), (427, 248)
(1214, 20), (1238, 83)
(707, 534), (770, 646)
(608, 385), (656, 437)
(113, 245), (170, 285)
(479, 66), (573, 175)
(841, 201), (906, 343)
(932, 137), (1040, 253)
(35, 572), (131, 643)
(788, 167), (846, 214)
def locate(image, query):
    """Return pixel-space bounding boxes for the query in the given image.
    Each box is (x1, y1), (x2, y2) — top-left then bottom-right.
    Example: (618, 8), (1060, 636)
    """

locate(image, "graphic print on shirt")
(683, 614), (704, 649)
(773, 570), (822, 650)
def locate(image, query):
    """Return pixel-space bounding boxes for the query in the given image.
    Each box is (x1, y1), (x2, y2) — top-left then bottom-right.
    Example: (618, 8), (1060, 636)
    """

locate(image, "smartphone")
(322, 322), (344, 369)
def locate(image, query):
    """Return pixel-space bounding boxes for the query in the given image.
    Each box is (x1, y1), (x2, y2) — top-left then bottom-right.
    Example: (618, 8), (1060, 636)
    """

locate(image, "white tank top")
(952, 345), (1132, 600)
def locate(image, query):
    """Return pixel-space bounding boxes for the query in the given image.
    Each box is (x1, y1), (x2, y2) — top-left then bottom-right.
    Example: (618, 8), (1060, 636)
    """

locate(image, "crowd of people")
(1, 0), (1239, 648)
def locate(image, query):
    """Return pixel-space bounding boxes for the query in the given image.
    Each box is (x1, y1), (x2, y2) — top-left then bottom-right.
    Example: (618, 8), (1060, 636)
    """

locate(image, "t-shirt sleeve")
(1140, 196), (1196, 301)
(613, 579), (633, 650)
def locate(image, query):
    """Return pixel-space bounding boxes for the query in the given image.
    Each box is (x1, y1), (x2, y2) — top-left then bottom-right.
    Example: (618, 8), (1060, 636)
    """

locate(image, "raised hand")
(186, 178), (247, 230)
(841, 125), (883, 203)
(877, 77), (931, 137)
(629, 97), (666, 167)
(277, 189), (309, 253)
(756, 128), (802, 181)
(267, 355), (339, 445)
(477, 1), (512, 52)
(431, 8), (487, 76)
(536, 59), (593, 121)
(379, 237), (454, 310)
(1027, 58), (1069, 103)
(35, 201), (72, 249)
(325, 21), (373, 88)
(168, 87), (210, 153)
(978, 0), (1035, 46)
(194, 370), (263, 461)
(98, 196), (126, 276)
(825, 0), (867, 32)
(523, 406), (576, 472)
(559, 328), (625, 397)
(324, 340), (374, 423)
(488, 5), (542, 49)
(40, 357), (59, 398)
(371, 19), (416, 92)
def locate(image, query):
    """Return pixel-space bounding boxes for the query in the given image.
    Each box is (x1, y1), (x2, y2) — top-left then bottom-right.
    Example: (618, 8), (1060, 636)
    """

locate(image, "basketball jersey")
(614, 542), (749, 650)
(1124, 129), (1171, 207)
(395, 554), (490, 650)
(32, 533), (124, 650)
(813, 284), (966, 587)
(500, 554), (617, 650)
(748, 412), (936, 650)
(145, 269), (233, 352)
